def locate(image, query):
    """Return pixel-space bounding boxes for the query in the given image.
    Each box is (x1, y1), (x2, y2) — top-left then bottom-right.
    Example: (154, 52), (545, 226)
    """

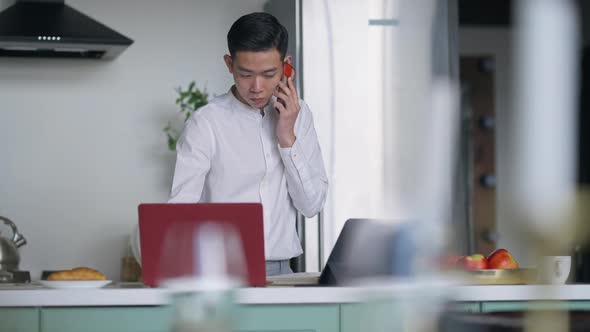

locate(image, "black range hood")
(0, 0), (133, 59)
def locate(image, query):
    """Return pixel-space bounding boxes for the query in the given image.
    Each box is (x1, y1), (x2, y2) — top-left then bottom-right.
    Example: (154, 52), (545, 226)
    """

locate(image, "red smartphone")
(276, 62), (295, 112)
(283, 62), (294, 81)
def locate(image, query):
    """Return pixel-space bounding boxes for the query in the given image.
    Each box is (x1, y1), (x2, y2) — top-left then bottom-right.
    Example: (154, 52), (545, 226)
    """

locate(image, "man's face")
(224, 49), (285, 110)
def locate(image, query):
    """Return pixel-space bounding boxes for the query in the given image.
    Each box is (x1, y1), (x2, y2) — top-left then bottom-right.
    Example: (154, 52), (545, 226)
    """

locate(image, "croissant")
(47, 267), (106, 281)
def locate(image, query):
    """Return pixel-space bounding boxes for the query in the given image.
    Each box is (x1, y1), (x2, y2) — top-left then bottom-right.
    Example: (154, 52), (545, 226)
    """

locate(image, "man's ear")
(223, 54), (233, 74)
(283, 55), (293, 65)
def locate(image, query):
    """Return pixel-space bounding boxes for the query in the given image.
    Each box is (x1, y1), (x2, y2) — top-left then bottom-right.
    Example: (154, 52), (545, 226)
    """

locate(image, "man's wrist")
(278, 133), (296, 148)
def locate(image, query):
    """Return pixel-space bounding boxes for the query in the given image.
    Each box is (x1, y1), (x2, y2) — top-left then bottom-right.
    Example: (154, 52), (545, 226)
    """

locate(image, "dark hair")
(227, 12), (288, 59)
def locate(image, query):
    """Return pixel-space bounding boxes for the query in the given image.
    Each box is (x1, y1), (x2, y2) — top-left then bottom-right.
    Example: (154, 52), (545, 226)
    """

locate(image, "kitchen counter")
(0, 283), (367, 307)
(452, 284), (590, 302)
(4, 283), (590, 332)
(2, 281), (590, 307)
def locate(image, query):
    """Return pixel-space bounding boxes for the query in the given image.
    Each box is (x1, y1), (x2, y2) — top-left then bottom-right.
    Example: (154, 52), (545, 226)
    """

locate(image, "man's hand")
(274, 76), (300, 148)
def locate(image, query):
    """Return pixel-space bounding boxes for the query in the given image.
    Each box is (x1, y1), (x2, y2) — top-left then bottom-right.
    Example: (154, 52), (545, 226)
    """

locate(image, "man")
(168, 12), (328, 276)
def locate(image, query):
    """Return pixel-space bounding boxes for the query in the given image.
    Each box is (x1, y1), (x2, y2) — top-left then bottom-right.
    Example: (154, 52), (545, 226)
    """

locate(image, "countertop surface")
(2, 281), (590, 307)
(0, 283), (371, 306)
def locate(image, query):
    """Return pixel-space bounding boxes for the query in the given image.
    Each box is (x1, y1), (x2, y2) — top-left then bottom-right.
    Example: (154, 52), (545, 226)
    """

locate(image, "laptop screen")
(319, 219), (398, 285)
(138, 203), (266, 287)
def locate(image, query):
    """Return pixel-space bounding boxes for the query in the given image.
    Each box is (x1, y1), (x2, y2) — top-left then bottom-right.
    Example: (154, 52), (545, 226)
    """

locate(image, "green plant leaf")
(164, 82), (209, 151)
(167, 135), (178, 151)
(188, 94), (197, 105)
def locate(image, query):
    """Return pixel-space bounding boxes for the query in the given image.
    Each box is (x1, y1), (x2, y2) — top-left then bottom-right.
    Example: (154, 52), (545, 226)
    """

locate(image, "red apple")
(487, 248), (519, 269)
(458, 254), (488, 270)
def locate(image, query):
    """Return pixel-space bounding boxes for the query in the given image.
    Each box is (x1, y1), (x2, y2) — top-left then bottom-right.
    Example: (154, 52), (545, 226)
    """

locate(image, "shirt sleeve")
(168, 113), (215, 203)
(278, 101), (329, 217)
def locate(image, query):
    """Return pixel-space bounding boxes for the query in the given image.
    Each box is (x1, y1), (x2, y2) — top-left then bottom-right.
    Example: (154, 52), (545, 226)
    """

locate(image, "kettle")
(0, 216), (27, 271)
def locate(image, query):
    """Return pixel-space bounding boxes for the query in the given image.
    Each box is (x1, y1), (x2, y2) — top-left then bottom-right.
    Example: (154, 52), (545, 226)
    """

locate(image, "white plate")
(39, 280), (112, 289)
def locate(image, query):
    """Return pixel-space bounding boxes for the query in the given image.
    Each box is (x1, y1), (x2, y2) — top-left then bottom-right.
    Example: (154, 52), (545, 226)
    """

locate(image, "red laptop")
(138, 203), (266, 287)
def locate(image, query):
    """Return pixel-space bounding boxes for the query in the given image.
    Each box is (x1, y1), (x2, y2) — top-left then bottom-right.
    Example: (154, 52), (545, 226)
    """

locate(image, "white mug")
(538, 256), (571, 284)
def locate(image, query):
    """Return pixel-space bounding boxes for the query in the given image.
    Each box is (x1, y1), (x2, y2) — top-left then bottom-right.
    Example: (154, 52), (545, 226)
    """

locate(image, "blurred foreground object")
(510, 0), (580, 331)
(162, 223), (246, 332)
(509, 0), (579, 254)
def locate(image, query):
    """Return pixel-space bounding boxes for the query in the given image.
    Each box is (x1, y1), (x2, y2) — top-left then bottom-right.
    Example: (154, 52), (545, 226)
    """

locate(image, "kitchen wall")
(0, 0), (267, 280)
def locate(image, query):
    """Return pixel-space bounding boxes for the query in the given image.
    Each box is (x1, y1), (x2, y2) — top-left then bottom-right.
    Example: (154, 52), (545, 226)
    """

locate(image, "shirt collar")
(228, 86), (276, 119)
(228, 86), (263, 118)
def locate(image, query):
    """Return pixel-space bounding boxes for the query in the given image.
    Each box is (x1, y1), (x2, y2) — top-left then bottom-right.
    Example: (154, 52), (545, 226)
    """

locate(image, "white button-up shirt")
(168, 89), (328, 260)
